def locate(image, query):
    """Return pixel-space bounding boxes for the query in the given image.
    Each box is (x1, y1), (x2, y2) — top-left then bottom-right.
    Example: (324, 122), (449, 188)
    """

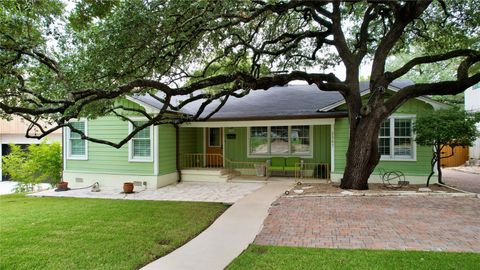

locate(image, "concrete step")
(181, 169), (232, 182)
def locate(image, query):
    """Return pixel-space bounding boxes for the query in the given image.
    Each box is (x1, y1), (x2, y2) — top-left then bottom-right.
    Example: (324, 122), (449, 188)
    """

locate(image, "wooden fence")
(440, 145), (469, 167)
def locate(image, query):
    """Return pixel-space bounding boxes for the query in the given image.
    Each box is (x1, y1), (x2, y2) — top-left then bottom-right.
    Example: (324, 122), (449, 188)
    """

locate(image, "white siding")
(465, 84), (480, 159)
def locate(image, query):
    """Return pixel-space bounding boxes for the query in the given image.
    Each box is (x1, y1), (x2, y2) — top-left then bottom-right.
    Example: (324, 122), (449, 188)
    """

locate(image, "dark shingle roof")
(131, 80), (415, 120)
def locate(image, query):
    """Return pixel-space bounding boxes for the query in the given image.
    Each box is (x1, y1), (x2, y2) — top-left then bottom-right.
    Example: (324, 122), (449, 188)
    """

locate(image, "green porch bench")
(267, 157), (303, 176)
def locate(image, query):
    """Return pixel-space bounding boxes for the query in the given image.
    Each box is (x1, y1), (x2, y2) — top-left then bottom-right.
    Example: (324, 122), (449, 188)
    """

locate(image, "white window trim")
(247, 125), (314, 158)
(380, 114), (417, 162)
(128, 119), (154, 162)
(66, 119), (88, 160)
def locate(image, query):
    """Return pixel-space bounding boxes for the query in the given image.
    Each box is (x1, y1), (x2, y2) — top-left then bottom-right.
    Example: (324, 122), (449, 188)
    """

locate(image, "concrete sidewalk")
(141, 181), (293, 270)
(29, 182), (264, 204)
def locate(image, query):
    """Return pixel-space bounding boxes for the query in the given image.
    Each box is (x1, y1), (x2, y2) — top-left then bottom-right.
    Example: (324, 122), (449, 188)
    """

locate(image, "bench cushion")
(268, 166), (284, 171)
(284, 166), (297, 171)
(271, 157), (285, 167)
(285, 157), (300, 167)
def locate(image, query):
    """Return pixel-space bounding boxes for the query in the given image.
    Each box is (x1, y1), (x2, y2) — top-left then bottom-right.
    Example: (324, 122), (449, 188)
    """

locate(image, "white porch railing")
(181, 153), (330, 180)
(181, 153), (224, 169)
(294, 162), (330, 181)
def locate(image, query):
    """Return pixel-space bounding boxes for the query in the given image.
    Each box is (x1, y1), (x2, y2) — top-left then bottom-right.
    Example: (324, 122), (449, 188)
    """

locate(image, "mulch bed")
(289, 183), (458, 195)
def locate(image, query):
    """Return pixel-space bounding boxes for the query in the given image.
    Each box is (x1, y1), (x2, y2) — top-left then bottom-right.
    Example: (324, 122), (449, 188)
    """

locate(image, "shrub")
(2, 142), (62, 192)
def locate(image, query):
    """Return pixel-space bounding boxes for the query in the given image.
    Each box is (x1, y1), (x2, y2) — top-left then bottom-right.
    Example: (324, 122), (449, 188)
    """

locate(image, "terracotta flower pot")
(123, 182), (134, 193)
(57, 181), (68, 190)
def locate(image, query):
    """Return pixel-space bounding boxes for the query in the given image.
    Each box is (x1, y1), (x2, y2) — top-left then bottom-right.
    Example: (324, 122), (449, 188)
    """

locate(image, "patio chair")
(267, 157), (285, 176)
(284, 157), (301, 175)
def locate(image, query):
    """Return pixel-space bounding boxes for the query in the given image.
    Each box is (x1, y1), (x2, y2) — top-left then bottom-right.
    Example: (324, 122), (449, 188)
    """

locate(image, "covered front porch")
(178, 118), (334, 182)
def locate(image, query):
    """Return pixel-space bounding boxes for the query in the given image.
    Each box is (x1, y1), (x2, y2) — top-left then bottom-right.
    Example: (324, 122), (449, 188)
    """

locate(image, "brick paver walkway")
(255, 196), (480, 252)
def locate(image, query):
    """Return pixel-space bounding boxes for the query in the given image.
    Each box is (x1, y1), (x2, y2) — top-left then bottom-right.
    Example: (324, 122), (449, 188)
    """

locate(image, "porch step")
(181, 169), (232, 182)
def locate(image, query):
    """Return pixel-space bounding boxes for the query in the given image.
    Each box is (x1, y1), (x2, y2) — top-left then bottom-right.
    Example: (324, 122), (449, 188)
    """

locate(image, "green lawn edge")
(227, 244), (480, 270)
(0, 193), (228, 270)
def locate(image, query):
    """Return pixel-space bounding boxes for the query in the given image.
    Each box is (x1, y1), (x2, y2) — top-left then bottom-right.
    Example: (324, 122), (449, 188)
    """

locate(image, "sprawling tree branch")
(2, 0), (479, 161)
(6, 64), (344, 148)
(384, 72), (480, 115)
(387, 49), (480, 81)
(371, 1), (432, 81)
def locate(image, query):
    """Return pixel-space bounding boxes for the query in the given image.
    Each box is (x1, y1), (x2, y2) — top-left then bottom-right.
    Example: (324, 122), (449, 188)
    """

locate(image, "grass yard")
(0, 194), (227, 270)
(228, 245), (480, 270)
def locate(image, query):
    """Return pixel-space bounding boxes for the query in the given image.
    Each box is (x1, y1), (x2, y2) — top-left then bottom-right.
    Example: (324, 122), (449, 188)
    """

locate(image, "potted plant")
(123, 182), (134, 193)
(57, 181), (68, 190)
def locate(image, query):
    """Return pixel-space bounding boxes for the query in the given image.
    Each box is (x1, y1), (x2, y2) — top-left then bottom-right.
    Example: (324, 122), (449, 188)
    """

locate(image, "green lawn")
(0, 193), (227, 270)
(228, 245), (480, 270)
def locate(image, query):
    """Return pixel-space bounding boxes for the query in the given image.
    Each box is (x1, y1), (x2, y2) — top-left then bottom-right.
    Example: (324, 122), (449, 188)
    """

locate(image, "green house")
(63, 80), (447, 189)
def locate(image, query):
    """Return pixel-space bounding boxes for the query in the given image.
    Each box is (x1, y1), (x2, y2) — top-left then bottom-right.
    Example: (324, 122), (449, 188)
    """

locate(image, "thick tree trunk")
(437, 143), (444, 184)
(340, 116), (382, 190)
(426, 151), (437, 187)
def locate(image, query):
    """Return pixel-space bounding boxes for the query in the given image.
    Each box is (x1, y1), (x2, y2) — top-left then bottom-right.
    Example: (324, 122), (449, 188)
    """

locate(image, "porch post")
(330, 122), (335, 173)
(175, 125), (182, 182)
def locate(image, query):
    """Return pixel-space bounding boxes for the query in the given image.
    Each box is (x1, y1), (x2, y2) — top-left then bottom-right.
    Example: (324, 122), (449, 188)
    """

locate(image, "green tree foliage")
(1, 0), (480, 189)
(414, 109), (479, 186)
(2, 142), (62, 192)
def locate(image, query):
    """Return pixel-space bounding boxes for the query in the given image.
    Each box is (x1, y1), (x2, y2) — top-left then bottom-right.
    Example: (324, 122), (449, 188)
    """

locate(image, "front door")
(205, 128), (223, 167)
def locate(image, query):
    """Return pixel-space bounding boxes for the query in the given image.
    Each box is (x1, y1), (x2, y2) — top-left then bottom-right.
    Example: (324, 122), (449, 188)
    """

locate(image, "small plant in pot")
(123, 182), (134, 193)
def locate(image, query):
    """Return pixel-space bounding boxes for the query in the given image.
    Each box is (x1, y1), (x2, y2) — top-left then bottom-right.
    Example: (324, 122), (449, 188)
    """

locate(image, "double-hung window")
(379, 117), (415, 160)
(128, 121), (153, 162)
(248, 125), (312, 156)
(67, 120), (87, 160)
(291, 125), (311, 155)
(250, 127), (268, 155)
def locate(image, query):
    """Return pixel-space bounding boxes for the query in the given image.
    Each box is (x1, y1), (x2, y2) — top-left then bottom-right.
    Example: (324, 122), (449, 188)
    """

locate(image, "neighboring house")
(62, 80), (447, 189)
(465, 83), (480, 160)
(0, 116), (62, 180)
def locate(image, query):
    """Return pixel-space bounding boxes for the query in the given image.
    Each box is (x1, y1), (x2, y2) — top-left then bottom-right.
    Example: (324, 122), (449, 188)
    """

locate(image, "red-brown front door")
(205, 128), (223, 167)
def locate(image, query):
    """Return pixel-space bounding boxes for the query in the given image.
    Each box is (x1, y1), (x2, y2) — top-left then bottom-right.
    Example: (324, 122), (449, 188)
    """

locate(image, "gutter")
(197, 111), (348, 122)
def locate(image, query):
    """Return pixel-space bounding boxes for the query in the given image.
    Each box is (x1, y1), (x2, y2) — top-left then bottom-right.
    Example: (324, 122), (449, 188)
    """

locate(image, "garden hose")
(54, 182), (99, 192)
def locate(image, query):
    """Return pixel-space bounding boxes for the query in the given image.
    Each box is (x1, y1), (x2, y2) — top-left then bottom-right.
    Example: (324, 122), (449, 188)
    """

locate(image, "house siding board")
(179, 128), (195, 156)
(224, 125), (331, 164)
(196, 128), (204, 153)
(334, 98), (434, 176)
(65, 116), (154, 175)
(114, 98), (146, 115)
(158, 124), (177, 175)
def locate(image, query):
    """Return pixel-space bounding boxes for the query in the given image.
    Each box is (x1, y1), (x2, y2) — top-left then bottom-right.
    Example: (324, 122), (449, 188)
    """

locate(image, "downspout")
(175, 125), (182, 182)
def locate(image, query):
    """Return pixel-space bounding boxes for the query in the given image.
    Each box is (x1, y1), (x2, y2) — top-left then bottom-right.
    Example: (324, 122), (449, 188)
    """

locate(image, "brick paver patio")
(255, 196), (480, 252)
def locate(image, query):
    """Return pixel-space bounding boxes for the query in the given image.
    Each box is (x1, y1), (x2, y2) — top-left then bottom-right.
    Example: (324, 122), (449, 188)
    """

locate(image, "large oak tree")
(1, 0), (479, 189)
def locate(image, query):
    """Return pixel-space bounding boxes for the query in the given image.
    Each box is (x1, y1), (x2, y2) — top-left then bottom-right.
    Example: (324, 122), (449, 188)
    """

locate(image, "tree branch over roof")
(1, 0), (479, 150)
(384, 72), (480, 115)
(387, 49), (480, 82)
